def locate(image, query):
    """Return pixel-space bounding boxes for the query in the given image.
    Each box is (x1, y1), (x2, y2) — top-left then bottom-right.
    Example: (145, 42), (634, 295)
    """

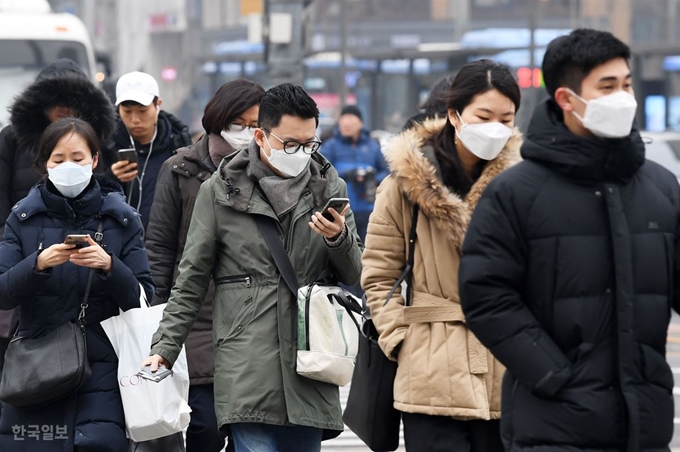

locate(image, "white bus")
(0, 0), (97, 128)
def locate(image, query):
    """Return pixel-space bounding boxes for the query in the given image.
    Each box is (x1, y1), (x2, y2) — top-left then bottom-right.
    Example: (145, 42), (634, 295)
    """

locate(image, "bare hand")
(309, 205), (350, 240)
(69, 235), (112, 273)
(36, 243), (76, 272)
(142, 354), (171, 372)
(112, 161), (138, 183)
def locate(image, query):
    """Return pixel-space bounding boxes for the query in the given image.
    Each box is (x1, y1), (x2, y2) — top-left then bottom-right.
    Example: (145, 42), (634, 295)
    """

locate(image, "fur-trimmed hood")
(385, 117), (522, 246)
(9, 59), (116, 152)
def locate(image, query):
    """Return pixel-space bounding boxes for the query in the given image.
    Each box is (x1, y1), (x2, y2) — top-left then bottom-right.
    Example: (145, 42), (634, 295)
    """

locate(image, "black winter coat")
(0, 177), (154, 452)
(101, 112), (192, 231)
(0, 59), (116, 237)
(459, 99), (680, 452)
(145, 134), (225, 384)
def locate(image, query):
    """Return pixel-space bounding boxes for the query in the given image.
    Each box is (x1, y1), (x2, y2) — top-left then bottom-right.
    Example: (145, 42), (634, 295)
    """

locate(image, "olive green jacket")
(150, 144), (363, 435)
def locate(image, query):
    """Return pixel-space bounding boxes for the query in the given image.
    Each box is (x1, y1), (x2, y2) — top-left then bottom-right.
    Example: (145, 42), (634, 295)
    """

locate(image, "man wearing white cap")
(104, 71), (192, 230)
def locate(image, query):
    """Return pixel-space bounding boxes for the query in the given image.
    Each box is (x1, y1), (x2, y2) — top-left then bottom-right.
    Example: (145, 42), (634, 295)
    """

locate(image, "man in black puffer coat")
(460, 29), (680, 452)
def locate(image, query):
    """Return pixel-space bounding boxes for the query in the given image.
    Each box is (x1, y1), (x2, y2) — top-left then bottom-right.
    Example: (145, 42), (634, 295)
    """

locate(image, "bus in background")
(0, 0), (97, 128)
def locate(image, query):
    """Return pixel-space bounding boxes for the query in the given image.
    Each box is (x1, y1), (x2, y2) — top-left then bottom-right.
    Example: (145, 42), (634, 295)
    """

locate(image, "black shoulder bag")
(0, 221), (104, 408)
(343, 204), (419, 452)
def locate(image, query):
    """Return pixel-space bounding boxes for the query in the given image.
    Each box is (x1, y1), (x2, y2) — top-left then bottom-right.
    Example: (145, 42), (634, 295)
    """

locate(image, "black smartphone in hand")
(137, 365), (173, 383)
(117, 148), (138, 164)
(321, 198), (350, 222)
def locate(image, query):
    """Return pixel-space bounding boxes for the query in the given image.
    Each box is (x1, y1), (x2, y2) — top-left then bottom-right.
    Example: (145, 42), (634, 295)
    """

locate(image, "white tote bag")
(100, 288), (191, 442)
(296, 284), (362, 386)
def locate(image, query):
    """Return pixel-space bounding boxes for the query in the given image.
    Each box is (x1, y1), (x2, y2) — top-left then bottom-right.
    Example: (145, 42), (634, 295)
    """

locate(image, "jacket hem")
(394, 401), (493, 420)
(218, 414), (343, 432)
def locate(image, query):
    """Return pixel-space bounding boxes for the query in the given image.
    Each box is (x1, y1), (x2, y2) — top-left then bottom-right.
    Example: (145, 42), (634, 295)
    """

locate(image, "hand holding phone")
(320, 198), (350, 222)
(137, 365), (173, 383)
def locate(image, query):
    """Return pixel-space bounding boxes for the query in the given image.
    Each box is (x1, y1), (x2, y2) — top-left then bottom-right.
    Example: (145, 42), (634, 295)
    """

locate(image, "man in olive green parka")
(144, 84), (363, 452)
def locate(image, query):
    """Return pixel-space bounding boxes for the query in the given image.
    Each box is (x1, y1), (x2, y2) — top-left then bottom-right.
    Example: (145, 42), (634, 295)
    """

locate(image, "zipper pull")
(246, 276), (251, 288)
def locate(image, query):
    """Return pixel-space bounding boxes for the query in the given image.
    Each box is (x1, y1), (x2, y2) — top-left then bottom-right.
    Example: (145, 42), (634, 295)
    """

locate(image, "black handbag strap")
(254, 215), (299, 296)
(383, 204), (419, 307)
(78, 220), (105, 324)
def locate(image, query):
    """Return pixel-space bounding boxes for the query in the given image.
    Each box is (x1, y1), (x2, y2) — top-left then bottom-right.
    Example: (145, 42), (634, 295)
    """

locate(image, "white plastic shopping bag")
(101, 288), (191, 442)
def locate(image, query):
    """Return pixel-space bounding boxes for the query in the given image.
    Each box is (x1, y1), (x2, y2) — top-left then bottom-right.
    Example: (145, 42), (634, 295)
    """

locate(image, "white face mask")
(568, 89), (638, 138)
(263, 135), (311, 178)
(221, 124), (255, 149)
(47, 162), (93, 198)
(456, 112), (513, 161)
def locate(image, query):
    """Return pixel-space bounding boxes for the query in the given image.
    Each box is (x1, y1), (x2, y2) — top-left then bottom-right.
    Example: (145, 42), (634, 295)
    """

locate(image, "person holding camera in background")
(322, 105), (388, 244)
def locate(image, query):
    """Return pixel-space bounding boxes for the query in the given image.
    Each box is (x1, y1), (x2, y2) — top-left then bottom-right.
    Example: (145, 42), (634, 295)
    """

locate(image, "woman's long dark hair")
(432, 59), (521, 194)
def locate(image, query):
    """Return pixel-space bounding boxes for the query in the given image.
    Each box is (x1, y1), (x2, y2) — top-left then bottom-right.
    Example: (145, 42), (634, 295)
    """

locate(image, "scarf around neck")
(247, 146), (312, 217)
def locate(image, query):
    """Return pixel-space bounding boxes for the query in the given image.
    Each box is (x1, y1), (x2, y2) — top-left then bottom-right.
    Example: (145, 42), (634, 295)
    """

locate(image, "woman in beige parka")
(362, 59), (522, 452)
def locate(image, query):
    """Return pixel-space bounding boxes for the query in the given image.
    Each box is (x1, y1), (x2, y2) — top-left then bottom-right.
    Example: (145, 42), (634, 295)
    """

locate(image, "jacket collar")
(386, 117), (522, 246)
(171, 134), (215, 179)
(14, 177), (135, 227)
(216, 141), (334, 214)
(521, 98), (645, 183)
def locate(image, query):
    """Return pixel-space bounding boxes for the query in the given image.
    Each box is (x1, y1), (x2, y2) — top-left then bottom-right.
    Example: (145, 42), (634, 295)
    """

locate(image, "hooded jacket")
(459, 98), (680, 452)
(0, 59), (116, 237)
(150, 142), (363, 437)
(101, 112), (192, 231)
(362, 118), (521, 419)
(0, 176), (153, 452)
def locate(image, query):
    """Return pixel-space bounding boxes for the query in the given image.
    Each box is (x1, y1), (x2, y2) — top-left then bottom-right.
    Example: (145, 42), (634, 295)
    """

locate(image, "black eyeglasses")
(262, 128), (322, 155)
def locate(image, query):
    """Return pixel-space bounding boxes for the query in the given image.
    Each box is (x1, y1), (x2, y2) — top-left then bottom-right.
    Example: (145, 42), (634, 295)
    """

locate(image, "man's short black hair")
(258, 84), (319, 130)
(542, 28), (631, 98)
(120, 96), (159, 108)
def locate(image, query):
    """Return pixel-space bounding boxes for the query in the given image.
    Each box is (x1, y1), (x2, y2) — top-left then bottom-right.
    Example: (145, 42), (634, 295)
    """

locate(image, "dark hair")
(542, 28), (631, 98)
(35, 117), (99, 172)
(120, 96), (159, 108)
(258, 83), (319, 130)
(432, 59), (520, 194)
(421, 75), (455, 116)
(202, 79), (265, 134)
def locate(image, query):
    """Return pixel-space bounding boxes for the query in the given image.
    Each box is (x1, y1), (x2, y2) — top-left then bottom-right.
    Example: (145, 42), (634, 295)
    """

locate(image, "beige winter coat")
(362, 118), (522, 419)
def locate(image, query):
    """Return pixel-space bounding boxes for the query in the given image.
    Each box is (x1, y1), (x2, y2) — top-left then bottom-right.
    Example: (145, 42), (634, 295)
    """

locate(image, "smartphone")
(321, 198), (350, 222)
(137, 365), (173, 383)
(117, 148), (138, 164)
(64, 234), (89, 248)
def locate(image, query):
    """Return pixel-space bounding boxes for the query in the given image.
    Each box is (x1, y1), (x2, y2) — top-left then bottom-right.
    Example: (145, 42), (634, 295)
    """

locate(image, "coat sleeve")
(459, 178), (573, 398)
(0, 127), (16, 236)
(96, 215), (154, 311)
(145, 160), (181, 306)
(0, 215), (53, 310)
(325, 179), (364, 286)
(150, 180), (218, 365)
(360, 177), (408, 360)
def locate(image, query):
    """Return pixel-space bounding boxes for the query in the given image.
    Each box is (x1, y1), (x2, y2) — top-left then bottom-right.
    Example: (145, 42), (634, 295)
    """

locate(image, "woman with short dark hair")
(362, 59), (523, 452)
(0, 117), (153, 452)
(145, 78), (265, 452)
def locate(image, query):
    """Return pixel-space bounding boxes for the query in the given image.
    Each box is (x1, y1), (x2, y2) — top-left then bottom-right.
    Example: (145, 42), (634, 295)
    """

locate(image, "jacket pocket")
(639, 343), (673, 392)
(213, 275), (254, 343)
(215, 274), (252, 288)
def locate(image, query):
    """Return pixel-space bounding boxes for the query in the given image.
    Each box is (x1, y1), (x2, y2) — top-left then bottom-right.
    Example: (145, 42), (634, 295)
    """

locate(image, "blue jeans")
(231, 423), (322, 452)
